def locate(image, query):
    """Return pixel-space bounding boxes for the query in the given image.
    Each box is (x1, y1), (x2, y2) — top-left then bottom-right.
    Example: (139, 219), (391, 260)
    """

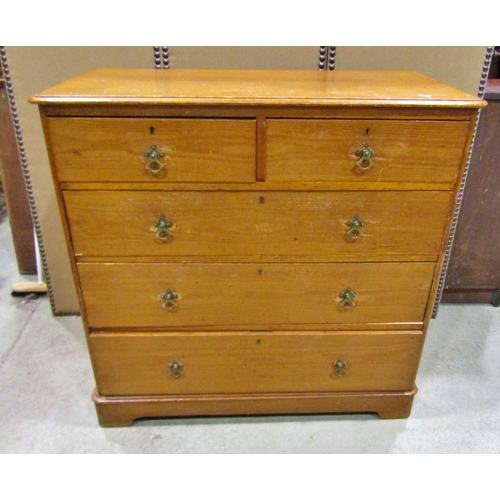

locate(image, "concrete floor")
(0, 216), (499, 453)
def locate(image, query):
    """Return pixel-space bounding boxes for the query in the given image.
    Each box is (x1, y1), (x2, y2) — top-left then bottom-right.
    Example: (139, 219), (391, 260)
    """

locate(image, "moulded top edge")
(29, 69), (485, 109)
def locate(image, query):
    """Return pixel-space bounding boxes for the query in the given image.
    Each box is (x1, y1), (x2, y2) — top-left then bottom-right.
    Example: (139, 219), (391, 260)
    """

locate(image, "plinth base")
(92, 387), (417, 427)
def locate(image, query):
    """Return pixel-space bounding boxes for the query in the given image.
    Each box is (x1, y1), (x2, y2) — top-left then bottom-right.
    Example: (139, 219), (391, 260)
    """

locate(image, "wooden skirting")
(92, 387), (418, 427)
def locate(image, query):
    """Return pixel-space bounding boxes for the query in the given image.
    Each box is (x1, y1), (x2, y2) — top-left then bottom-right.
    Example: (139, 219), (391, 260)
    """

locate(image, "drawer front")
(266, 119), (469, 184)
(90, 330), (423, 396)
(65, 190), (451, 261)
(46, 117), (256, 183)
(78, 262), (435, 329)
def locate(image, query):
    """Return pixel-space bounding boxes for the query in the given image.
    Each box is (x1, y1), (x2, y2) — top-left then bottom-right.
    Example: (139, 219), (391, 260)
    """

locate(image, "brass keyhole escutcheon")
(339, 288), (356, 310)
(332, 359), (347, 378)
(346, 216), (364, 241)
(161, 288), (179, 311)
(169, 360), (183, 379)
(355, 144), (375, 171)
(154, 215), (173, 241)
(145, 145), (165, 176)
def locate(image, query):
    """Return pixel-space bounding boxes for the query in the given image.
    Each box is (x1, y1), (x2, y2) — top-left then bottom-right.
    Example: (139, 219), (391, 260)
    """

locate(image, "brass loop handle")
(346, 216), (364, 241)
(155, 215), (173, 241)
(161, 288), (179, 312)
(339, 288), (356, 310)
(355, 144), (375, 171)
(169, 359), (183, 379)
(145, 145), (165, 176)
(332, 359), (347, 378)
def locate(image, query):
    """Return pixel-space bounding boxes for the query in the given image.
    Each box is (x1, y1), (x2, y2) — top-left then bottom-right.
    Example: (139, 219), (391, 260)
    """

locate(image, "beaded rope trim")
(0, 46), (62, 315)
(319, 46), (336, 70)
(153, 47), (169, 69)
(432, 46), (494, 317)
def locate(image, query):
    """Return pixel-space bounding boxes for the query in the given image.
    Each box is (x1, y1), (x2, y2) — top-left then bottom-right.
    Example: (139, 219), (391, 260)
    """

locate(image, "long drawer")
(65, 190), (452, 261)
(78, 262), (435, 329)
(46, 117), (256, 183)
(267, 119), (469, 184)
(90, 330), (423, 396)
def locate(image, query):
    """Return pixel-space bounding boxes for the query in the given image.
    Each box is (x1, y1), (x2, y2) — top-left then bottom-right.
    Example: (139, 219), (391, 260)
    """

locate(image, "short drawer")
(46, 117), (256, 183)
(89, 330), (423, 396)
(266, 119), (469, 184)
(78, 262), (435, 329)
(65, 190), (452, 261)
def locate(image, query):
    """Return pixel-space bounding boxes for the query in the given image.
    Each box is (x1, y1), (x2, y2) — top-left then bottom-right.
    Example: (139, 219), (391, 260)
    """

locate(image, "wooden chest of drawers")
(31, 69), (483, 426)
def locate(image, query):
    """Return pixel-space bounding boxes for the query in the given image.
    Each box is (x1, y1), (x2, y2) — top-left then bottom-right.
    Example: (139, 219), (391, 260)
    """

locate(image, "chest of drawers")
(31, 69), (483, 426)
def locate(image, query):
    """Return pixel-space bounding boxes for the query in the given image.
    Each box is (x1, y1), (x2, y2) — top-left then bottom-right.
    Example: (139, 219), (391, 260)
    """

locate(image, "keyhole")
(150, 127), (155, 135)
(258, 269), (263, 276)
(259, 196), (265, 204)
(365, 128), (370, 135)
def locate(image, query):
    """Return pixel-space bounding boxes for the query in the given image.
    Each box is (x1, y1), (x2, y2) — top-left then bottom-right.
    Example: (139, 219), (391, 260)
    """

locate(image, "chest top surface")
(30, 69), (484, 108)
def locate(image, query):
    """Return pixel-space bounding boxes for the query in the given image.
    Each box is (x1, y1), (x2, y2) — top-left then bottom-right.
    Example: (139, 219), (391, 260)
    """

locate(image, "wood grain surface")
(30, 69), (484, 108)
(60, 181), (457, 191)
(267, 119), (470, 184)
(93, 389), (418, 426)
(46, 117), (256, 183)
(77, 262), (435, 328)
(89, 330), (423, 396)
(64, 190), (452, 261)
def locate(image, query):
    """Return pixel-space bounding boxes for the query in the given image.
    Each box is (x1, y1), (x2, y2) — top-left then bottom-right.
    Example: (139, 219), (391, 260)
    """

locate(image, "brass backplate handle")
(346, 216), (364, 241)
(155, 215), (173, 241)
(145, 145), (165, 175)
(339, 288), (356, 310)
(332, 359), (347, 377)
(161, 288), (179, 311)
(355, 144), (374, 171)
(169, 360), (183, 379)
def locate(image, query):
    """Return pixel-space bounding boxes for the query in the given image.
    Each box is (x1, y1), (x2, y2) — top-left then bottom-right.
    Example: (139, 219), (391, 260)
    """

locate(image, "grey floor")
(0, 216), (499, 453)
